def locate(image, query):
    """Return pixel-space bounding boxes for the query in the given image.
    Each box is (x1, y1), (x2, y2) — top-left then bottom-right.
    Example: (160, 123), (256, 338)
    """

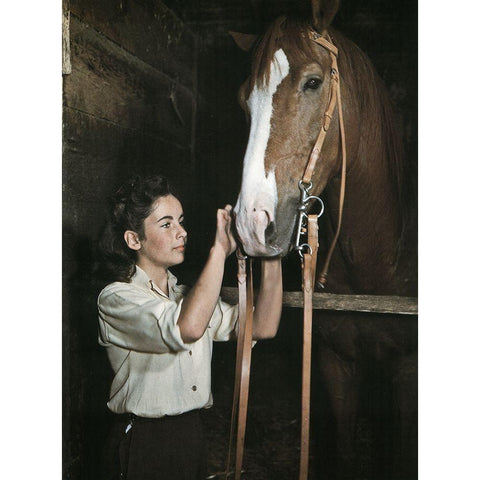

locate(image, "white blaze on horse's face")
(234, 48), (290, 256)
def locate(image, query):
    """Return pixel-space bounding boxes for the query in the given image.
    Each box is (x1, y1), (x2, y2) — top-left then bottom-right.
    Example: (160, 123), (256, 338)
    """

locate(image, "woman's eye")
(303, 77), (322, 91)
(161, 222), (171, 228)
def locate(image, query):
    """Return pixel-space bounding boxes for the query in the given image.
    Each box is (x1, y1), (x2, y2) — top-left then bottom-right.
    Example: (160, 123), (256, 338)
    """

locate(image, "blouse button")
(192, 385), (197, 392)
(189, 350), (192, 356)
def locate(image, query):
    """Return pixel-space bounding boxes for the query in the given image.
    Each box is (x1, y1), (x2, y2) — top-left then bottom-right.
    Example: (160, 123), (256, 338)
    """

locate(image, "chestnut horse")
(233, 5), (417, 480)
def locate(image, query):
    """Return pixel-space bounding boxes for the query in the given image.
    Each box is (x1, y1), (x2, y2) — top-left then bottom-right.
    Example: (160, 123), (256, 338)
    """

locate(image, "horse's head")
(233, 3), (345, 257)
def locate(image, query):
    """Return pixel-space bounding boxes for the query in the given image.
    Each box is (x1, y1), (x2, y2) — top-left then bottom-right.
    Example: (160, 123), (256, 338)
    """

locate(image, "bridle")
(295, 30), (347, 289)
(220, 29), (347, 480)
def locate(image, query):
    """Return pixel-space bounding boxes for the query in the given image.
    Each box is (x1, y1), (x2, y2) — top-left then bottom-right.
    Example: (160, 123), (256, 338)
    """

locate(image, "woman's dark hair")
(97, 174), (177, 283)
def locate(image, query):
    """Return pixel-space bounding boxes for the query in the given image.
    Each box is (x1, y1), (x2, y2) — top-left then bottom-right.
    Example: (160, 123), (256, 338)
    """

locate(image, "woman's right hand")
(214, 205), (237, 257)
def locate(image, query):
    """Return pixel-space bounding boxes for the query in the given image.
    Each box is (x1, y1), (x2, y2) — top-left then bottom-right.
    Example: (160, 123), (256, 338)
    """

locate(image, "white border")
(1, 2), (62, 477)
(419, 1), (480, 478)
(3, 1), (480, 477)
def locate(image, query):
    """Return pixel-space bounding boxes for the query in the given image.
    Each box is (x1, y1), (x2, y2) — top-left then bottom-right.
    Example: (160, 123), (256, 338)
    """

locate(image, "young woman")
(97, 174), (283, 480)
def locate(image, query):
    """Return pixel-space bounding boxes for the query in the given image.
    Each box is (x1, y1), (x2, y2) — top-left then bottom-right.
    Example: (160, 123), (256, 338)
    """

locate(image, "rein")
(222, 30), (346, 480)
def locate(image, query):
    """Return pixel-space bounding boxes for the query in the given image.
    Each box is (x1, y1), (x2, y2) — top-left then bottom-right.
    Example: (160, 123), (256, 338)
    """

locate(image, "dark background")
(62, 0), (417, 478)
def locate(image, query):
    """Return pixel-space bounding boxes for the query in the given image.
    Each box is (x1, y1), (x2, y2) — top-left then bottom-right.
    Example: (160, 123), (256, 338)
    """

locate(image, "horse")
(232, 2), (417, 479)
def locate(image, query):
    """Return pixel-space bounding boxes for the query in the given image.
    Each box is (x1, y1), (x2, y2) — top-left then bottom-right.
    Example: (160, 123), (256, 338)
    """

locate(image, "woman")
(97, 174), (283, 479)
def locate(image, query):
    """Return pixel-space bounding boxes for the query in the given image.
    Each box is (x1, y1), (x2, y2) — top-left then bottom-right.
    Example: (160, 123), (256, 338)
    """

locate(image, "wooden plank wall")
(63, 0), (198, 253)
(62, 2), (202, 478)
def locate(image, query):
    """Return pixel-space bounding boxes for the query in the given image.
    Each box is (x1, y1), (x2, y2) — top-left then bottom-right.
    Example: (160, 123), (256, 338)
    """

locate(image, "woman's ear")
(124, 230), (142, 251)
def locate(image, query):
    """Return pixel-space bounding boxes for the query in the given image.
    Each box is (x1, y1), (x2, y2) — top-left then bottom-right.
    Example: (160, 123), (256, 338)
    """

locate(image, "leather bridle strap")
(305, 30), (347, 288)
(224, 251), (254, 479)
(299, 215), (319, 480)
(224, 30), (345, 480)
(298, 30), (344, 480)
(303, 32), (339, 184)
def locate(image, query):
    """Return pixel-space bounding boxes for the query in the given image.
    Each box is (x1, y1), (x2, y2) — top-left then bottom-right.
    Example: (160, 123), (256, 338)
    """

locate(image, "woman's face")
(135, 194), (187, 271)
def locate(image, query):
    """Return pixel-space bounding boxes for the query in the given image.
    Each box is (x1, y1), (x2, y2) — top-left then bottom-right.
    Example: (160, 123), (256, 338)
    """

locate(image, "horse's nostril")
(265, 220), (276, 243)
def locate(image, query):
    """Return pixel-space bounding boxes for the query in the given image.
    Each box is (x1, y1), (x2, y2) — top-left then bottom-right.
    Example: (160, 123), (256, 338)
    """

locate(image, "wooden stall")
(62, 1), (417, 478)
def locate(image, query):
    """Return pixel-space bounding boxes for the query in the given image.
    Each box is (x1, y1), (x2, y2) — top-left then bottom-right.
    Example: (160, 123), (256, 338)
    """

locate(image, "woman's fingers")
(217, 205), (233, 228)
(215, 205), (236, 255)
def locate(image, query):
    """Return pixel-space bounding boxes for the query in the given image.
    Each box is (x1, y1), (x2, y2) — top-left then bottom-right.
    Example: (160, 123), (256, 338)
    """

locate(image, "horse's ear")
(311, 0), (340, 33)
(229, 31), (258, 52)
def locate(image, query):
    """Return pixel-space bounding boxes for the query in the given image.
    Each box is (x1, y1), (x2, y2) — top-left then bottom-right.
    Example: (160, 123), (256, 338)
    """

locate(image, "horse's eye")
(303, 77), (322, 91)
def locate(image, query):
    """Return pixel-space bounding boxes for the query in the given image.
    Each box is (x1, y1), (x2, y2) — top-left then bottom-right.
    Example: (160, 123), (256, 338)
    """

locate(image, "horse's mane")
(248, 16), (407, 231)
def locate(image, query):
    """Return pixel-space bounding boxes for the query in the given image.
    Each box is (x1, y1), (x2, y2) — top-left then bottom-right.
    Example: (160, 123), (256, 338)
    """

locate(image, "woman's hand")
(214, 205), (237, 257)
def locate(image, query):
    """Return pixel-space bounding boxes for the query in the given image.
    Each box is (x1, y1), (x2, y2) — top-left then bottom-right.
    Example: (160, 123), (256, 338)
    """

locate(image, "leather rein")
(220, 30), (347, 480)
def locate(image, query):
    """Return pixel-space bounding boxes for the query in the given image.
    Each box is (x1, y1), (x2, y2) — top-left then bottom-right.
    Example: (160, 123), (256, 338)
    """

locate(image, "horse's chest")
(316, 312), (416, 363)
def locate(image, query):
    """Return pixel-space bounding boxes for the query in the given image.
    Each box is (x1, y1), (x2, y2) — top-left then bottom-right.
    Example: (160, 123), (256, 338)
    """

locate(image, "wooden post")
(62, 7), (71, 75)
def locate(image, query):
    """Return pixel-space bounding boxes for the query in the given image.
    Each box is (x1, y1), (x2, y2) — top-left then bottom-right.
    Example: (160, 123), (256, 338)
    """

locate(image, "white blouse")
(97, 265), (238, 417)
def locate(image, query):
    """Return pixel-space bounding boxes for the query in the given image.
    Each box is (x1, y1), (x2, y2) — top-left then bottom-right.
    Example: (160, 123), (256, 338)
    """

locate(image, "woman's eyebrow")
(157, 213), (184, 222)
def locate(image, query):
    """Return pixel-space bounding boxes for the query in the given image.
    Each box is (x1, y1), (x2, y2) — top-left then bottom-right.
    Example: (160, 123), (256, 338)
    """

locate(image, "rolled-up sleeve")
(98, 284), (190, 353)
(209, 298), (239, 341)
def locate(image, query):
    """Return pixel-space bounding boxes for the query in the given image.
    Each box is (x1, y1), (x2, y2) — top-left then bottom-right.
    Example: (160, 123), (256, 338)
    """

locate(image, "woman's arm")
(252, 258), (283, 340)
(177, 205), (237, 343)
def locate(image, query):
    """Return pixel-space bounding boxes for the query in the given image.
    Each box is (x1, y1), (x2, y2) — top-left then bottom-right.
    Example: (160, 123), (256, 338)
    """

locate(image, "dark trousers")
(102, 410), (207, 480)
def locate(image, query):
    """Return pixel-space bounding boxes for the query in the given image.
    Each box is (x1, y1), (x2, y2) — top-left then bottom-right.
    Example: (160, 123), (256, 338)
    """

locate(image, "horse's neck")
(323, 150), (402, 295)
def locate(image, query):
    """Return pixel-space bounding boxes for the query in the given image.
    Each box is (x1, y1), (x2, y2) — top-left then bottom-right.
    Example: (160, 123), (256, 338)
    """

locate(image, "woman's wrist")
(210, 243), (228, 262)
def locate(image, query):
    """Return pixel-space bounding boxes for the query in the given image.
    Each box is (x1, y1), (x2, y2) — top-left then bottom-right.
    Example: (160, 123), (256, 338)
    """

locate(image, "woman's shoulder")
(98, 280), (147, 305)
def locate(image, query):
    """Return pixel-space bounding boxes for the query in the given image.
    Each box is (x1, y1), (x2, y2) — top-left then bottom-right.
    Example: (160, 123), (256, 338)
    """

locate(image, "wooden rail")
(220, 287), (418, 316)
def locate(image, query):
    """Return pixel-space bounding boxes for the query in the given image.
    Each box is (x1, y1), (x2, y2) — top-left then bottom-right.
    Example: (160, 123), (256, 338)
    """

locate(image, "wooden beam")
(220, 287), (418, 316)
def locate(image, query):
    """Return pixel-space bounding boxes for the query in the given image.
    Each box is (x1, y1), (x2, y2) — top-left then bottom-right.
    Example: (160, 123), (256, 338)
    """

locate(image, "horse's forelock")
(248, 17), (316, 92)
